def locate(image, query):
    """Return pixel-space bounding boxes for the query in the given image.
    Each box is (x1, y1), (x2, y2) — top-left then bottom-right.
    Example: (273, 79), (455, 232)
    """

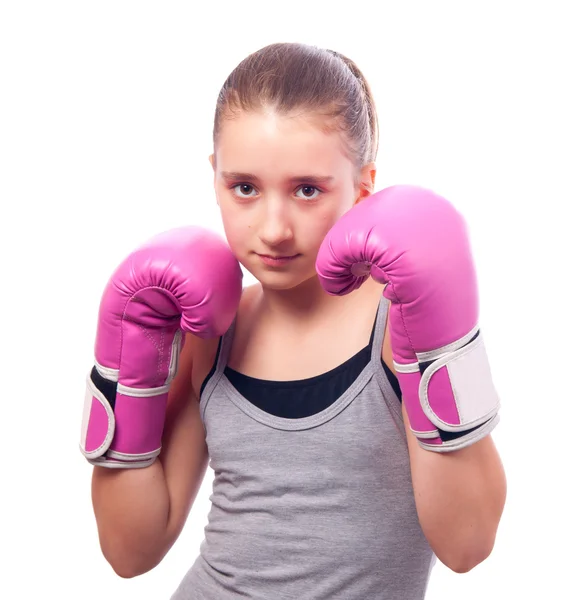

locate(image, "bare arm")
(381, 321), (506, 573)
(91, 333), (218, 578)
(403, 406), (507, 573)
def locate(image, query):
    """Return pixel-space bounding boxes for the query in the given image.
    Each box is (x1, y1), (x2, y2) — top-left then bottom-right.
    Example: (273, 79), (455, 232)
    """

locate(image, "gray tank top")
(172, 296), (435, 599)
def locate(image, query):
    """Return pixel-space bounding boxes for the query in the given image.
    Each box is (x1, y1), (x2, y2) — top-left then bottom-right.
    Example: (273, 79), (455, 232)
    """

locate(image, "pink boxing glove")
(80, 226), (242, 468)
(316, 185), (500, 452)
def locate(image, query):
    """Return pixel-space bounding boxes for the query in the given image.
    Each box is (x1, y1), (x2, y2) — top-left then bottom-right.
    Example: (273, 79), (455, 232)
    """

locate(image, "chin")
(256, 271), (316, 291)
(242, 261), (316, 291)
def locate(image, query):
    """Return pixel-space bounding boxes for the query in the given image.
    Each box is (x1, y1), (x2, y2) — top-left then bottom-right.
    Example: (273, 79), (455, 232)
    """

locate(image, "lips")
(256, 253), (300, 267)
(259, 254), (298, 260)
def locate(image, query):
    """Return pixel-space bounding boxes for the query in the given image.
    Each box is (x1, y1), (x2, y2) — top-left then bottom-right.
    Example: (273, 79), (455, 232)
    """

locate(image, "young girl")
(84, 42), (506, 599)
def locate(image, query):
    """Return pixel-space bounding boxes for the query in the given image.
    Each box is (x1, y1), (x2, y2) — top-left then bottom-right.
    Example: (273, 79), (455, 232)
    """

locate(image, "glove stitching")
(119, 295), (134, 375)
(389, 280), (417, 355)
(158, 329), (165, 377)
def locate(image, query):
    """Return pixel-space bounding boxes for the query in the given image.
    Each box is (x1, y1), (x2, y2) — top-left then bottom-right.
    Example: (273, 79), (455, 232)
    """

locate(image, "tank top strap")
(370, 294), (403, 423)
(199, 317), (237, 413)
(216, 317), (237, 372)
(370, 294), (390, 361)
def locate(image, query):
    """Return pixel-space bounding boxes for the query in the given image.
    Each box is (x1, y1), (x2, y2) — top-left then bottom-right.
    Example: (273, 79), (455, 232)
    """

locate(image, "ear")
(355, 162), (377, 204)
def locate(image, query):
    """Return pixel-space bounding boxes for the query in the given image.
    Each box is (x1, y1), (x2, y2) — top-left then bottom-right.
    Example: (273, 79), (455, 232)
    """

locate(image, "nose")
(258, 195), (293, 248)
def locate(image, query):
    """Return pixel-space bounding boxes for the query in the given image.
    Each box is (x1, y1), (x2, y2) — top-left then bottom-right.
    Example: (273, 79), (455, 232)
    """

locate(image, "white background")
(1, 1), (584, 598)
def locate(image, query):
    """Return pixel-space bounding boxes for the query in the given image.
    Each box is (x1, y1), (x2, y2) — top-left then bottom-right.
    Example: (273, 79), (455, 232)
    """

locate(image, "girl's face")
(212, 109), (374, 290)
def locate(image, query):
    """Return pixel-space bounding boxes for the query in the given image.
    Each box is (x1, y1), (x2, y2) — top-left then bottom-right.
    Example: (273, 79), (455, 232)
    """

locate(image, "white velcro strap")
(80, 372), (115, 460)
(107, 448), (161, 462)
(88, 455), (158, 469)
(420, 331), (500, 432)
(116, 382), (172, 398)
(419, 414), (500, 453)
(411, 427), (440, 439)
(393, 360), (419, 374)
(416, 326), (480, 362)
(94, 362), (119, 382)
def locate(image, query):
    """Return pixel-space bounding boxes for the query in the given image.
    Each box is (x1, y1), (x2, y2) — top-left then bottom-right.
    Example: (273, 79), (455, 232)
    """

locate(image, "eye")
(295, 185), (322, 201)
(232, 183), (258, 198)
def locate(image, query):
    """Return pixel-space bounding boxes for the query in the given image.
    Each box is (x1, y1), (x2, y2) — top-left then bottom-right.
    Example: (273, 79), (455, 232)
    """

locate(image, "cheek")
(297, 209), (340, 253)
(303, 194), (355, 245)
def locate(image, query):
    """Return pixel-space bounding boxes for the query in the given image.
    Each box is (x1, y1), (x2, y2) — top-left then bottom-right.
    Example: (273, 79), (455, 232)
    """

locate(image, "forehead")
(214, 109), (353, 175)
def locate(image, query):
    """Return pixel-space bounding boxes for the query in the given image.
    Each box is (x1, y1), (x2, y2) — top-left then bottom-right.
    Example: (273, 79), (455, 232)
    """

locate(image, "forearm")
(91, 460), (172, 577)
(404, 405), (507, 573)
(91, 383), (210, 578)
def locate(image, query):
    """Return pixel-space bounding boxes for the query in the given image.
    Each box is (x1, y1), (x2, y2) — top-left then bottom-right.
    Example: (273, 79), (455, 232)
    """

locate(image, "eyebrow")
(220, 171), (334, 186)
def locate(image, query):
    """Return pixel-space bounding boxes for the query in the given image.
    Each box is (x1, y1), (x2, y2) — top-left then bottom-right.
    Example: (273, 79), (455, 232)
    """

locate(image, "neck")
(257, 275), (331, 322)
(257, 275), (380, 325)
